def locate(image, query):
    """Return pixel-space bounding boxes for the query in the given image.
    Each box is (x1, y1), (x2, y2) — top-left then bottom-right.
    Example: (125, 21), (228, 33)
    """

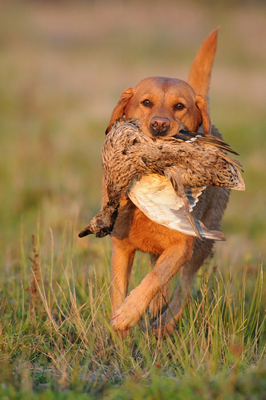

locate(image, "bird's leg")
(164, 167), (203, 240)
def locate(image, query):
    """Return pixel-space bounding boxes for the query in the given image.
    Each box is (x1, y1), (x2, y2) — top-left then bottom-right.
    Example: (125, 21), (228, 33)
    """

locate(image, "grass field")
(0, 1), (266, 398)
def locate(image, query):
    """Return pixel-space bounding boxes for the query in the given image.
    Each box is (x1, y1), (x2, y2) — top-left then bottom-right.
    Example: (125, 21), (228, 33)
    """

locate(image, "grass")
(0, 1), (266, 398)
(1, 224), (266, 398)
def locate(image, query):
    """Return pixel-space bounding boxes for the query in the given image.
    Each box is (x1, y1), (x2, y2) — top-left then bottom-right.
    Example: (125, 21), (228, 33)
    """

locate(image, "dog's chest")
(113, 198), (190, 255)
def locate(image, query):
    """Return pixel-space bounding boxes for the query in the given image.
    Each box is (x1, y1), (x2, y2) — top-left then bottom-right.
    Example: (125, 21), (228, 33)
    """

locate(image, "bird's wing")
(171, 131), (240, 156)
(186, 186), (206, 210)
(128, 174), (225, 241)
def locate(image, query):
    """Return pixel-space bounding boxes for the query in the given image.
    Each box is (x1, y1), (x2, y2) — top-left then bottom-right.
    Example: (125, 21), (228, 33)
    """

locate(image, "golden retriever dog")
(103, 28), (230, 335)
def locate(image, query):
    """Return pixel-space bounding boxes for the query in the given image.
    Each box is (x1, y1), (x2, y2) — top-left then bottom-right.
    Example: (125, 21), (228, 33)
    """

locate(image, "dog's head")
(106, 77), (210, 137)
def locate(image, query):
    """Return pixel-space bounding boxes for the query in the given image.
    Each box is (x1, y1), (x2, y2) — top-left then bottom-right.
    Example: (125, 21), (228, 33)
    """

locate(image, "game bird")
(78, 119), (245, 241)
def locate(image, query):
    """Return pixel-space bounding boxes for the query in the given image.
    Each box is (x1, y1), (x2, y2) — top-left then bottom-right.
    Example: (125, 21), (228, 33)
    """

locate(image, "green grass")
(0, 224), (265, 398)
(0, 1), (266, 398)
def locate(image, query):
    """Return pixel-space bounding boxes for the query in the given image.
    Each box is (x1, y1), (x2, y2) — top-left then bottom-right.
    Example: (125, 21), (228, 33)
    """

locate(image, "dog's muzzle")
(150, 116), (170, 136)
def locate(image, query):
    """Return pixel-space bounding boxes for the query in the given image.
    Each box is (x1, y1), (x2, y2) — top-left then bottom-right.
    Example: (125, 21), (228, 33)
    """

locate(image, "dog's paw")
(151, 321), (172, 338)
(111, 292), (144, 331)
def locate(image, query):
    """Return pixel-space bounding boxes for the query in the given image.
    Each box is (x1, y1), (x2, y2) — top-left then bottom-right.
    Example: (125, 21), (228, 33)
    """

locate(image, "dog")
(102, 28), (230, 335)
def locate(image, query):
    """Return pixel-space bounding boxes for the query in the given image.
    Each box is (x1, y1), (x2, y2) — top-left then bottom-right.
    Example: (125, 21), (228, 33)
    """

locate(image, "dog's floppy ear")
(195, 94), (211, 135)
(105, 87), (135, 134)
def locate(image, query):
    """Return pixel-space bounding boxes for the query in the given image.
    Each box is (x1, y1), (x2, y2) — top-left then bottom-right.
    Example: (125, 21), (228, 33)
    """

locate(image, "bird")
(78, 119), (245, 240)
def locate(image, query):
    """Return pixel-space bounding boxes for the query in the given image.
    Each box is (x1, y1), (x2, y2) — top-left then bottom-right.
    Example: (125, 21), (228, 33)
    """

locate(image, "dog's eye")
(174, 103), (185, 111)
(141, 99), (153, 107)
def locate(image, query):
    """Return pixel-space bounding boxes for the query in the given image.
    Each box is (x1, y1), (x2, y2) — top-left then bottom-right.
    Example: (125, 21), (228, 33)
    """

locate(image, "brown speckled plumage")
(78, 119), (244, 239)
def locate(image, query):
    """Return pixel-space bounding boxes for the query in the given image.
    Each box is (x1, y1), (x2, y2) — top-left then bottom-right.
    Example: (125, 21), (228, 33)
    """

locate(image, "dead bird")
(78, 119), (244, 240)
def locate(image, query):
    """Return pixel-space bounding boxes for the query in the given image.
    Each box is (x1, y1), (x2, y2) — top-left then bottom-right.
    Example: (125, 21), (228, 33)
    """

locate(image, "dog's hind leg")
(148, 253), (170, 319)
(151, 237), (214, 335)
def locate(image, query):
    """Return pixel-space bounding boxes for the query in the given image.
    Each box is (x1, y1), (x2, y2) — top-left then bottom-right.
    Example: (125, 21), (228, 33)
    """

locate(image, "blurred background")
(0, 0), (265, 270)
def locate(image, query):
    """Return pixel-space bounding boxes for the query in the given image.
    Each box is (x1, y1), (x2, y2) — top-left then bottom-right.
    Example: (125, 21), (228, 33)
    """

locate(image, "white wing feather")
(128, 174), (225, 241)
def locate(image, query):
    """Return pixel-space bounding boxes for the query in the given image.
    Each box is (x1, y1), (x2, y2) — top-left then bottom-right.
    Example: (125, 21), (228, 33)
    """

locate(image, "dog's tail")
(188, 27), (219, 99)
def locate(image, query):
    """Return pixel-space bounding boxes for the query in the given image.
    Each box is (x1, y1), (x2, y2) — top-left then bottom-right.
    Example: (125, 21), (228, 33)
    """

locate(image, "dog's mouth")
(150, 128), (195, 140)
(172, 129), (200, 141)
(150, 130), (169, 138)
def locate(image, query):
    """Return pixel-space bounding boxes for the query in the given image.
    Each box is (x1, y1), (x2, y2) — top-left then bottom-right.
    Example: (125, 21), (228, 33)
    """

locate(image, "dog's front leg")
(111, 237), (136, 316)
(111, 236), (194, 331)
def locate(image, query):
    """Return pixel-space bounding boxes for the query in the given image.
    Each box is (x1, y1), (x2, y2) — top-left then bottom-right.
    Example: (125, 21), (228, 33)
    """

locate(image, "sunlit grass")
(0, 219), (265, 397)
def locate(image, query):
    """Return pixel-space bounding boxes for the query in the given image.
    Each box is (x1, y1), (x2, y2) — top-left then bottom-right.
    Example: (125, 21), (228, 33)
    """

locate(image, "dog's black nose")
(150, 117), (170, 136)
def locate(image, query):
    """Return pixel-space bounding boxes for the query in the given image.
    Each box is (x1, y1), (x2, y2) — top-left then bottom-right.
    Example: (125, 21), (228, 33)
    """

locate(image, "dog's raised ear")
(105, 87), (135, 134)
(195, 94), (211, 135)
(188, 27), (219, 99)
